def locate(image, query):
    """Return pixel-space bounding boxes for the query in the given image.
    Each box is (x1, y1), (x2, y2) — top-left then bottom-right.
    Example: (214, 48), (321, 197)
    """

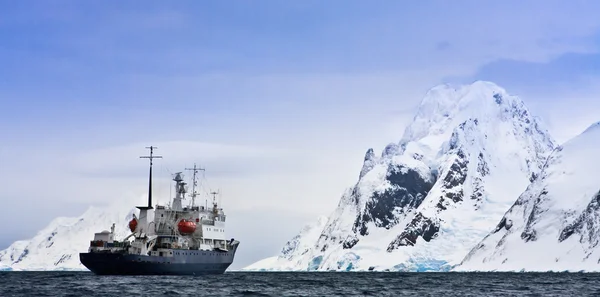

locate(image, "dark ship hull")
(80, 245), (238, 275)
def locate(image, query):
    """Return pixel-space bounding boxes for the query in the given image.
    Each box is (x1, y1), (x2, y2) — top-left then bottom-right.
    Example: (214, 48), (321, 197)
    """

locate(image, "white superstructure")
(86, 147), (236, 257)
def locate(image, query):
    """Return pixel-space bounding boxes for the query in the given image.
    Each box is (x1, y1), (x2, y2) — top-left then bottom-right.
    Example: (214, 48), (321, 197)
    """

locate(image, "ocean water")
(1, 271), (599, 296)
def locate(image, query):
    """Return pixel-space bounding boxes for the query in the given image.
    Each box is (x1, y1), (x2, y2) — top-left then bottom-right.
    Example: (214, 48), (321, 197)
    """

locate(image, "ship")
(79, 146), (240, 275)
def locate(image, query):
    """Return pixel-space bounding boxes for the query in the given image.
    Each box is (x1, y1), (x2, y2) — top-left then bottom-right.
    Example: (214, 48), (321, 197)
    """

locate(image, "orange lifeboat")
(178, 219), (196, 234)
(128, 218), (138, 232)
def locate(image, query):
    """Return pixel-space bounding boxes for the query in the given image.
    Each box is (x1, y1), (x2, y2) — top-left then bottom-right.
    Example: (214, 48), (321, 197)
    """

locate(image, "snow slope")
(243, 216), (328, 271)
(246, 81), (557, 271)
(0, 205), (135, 271)
(456, 121), (600, 272)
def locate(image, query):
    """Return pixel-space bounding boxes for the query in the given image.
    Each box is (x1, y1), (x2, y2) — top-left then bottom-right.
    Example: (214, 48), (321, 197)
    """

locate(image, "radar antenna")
(139, 146), (162, 209)
(185, 163), (205, 207)
(210, 190), (220, 215)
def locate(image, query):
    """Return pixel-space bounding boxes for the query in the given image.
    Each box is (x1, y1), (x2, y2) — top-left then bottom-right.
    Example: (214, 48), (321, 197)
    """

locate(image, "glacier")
(245, 80), (559, 271)
(455, 121), (600, 272)
(0, 204), (135, 271)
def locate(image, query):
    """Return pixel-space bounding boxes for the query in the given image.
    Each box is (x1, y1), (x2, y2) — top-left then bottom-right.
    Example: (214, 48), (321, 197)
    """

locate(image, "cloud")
(64, 141), (297, 179)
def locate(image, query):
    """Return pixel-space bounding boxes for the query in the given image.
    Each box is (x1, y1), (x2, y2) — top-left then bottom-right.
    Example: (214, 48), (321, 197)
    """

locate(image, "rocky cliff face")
(456, 122), (600, 272)
(245, 81), (557, 271)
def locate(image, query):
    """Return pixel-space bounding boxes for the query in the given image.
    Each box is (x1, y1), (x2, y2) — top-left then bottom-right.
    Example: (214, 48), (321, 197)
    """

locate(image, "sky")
(1, 0), (600, 270)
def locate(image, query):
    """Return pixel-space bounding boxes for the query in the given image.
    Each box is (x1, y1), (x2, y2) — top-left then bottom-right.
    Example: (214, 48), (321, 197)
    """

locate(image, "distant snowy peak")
(243, 215), (328, 271)
(280, 216), (328, 260)
(456, 121), (600, 272)
(0, 205), (135, 271)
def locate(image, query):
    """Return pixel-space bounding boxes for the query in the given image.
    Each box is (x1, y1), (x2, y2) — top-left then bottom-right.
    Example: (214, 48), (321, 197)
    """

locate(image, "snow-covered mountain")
(245, 81), (557, 271)
(243, 216), (328, 271)
(455, 122), (600, 272)
(0, 205), (135, 271)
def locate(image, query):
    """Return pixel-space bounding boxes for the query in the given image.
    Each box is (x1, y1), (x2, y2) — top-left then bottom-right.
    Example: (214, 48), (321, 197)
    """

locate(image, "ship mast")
(185, 163), (205, 207)
(139, 146), (162, 209)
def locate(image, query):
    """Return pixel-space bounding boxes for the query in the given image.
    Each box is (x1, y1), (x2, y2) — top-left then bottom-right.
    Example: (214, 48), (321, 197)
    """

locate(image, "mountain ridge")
(455, 120), (600, 272)
(4, 80), (594, 272)
(245, 80), (559, 271)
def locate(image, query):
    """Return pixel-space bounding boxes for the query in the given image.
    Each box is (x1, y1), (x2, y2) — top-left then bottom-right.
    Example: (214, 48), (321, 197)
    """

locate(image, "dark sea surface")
(1, 271), (599, 296)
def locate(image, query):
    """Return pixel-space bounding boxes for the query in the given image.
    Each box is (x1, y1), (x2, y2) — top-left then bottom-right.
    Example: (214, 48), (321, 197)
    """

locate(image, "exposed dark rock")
(54, 254), (71, 266)
(348, 187), (360, 206)
(521, 229), (537, 242)
(448, 130), (459, 150)
(436, 197), (447, 211)
(529, 172), (538, 183)
(364, 148), (375, 161)
(353, 163), (435, 235)
(493, 217), (513, 233)
(46, 231), (57, 243)
(343, 235), (359, 249)
(15, 249), (29, 264)
(445, 190), (463, 203)
(443, 150), (468, 188)
(559, 191), (600, 246)
(521, 188), (550, 242)
(355, 215), (369, 236)
(382, 143), (399, 158)
(387, 213), (440, 251)
(436, 149), (469, 206)
(320, 244), (328, 252)
(280, 234), (302, 259)
(477, 153), (489, 177)
(471, 176), (485, 203)
(506, 219), (513, 230)
(493, 217), (507, 233)
(493, 93), (503, 104)
(359, 148), (377, 179)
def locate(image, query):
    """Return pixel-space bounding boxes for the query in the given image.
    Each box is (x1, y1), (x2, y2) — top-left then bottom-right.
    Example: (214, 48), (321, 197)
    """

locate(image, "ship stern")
(79, 252), (124, 275)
